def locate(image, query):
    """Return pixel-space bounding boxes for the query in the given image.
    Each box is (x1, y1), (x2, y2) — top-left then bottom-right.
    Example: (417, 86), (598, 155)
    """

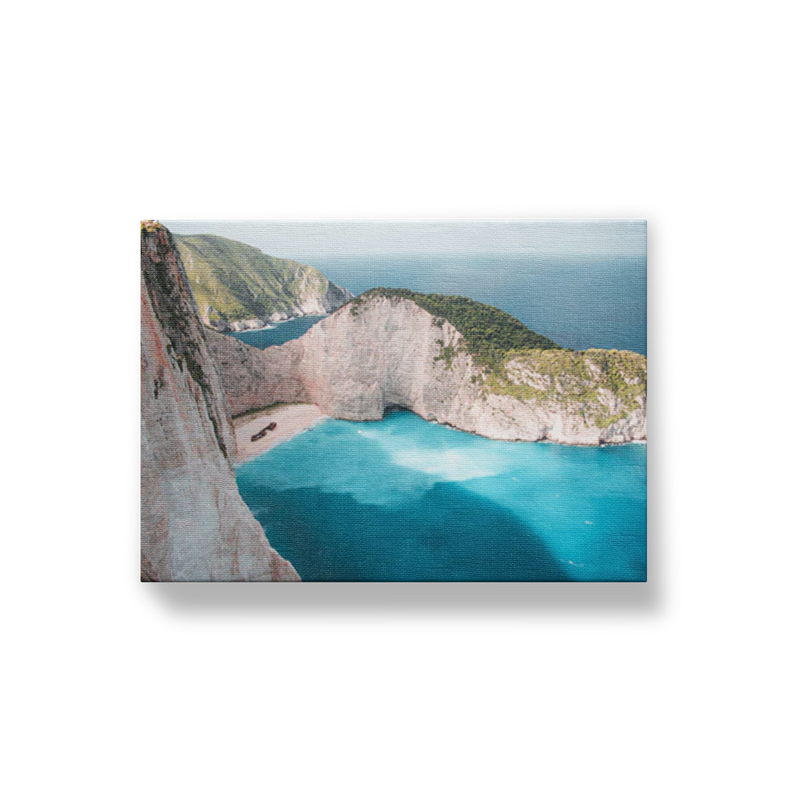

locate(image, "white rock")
(141, 227), (300, 581)
(208, 295), (647, 445)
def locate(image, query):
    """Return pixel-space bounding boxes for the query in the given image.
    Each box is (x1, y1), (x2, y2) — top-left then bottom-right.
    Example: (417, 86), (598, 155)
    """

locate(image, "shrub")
(355, 288), (563, 370)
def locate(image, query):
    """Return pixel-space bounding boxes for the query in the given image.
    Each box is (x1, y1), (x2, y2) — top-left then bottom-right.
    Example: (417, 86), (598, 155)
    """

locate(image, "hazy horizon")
(159, 219), (646, 263)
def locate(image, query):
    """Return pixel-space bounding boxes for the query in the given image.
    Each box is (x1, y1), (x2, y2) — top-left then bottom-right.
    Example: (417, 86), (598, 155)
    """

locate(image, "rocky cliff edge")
(208, 293), (647, 446)
(140, 221), (299, 581)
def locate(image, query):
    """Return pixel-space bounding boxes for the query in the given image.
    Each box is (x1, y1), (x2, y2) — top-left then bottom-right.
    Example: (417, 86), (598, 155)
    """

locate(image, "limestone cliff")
(140, 221), (299, 581)
(208, 293), (647, 445)
(174, 233), (353, 332)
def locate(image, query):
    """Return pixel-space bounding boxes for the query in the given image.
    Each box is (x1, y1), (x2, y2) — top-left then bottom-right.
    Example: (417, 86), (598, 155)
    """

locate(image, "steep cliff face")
(174, 233), (353, 332)
(140, 222), (299, 581)
(206, 330), (309, 418)
(208, 294), (647, 445)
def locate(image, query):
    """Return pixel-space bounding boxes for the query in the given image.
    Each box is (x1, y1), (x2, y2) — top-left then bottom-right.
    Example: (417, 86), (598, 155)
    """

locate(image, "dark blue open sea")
(231, 253), (646, 581)
(315, 253), (647, 355)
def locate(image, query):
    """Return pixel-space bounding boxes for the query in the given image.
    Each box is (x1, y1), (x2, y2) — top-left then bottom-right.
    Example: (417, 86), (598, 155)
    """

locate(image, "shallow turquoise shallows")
(235, 410), (647, 582)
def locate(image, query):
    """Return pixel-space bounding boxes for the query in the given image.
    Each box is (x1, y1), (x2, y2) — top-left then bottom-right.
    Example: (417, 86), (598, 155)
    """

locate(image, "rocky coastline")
(217, 309), (325, 333)
(208, 294), (647, 446)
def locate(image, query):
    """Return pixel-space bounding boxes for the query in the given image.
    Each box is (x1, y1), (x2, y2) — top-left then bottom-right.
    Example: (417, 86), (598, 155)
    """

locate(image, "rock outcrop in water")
(140, 221), (299, 581)
(208, 293), (647, 445)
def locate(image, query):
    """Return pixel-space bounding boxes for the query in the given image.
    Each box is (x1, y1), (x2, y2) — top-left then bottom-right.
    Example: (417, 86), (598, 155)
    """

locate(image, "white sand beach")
(233, 403), (327, 463)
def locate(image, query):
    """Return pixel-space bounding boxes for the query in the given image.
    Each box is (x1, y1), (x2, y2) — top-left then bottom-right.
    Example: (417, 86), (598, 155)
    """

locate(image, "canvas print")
(141, 219), (647, 582)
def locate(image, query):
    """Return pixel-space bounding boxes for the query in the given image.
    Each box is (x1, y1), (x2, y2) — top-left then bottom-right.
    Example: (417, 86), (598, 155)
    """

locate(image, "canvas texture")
(141, 220), (647, 582)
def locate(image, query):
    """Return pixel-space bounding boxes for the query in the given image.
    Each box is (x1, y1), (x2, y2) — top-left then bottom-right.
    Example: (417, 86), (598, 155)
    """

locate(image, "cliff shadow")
(241, 482), (572, 582)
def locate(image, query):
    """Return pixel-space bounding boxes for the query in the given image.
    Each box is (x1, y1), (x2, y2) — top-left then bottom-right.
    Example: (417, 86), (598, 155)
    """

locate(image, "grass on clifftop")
(346, 288), (646, 427)
(487, 348), (647, 427)
(349, 288), (563, 370)
(174, 233), (340, 325)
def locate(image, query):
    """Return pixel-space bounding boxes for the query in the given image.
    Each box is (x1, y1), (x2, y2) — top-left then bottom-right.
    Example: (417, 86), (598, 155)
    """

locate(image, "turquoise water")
(230, 253), (647, 580)
(236, 410), (647, 581)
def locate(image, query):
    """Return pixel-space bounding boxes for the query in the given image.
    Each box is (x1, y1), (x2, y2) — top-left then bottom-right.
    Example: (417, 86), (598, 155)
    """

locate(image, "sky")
(159, 219), (646, 262)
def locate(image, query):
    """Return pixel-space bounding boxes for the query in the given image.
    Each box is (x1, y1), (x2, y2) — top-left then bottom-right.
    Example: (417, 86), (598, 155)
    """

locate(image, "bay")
(229, 315), (326, 349)
(231, 254), (645, 354)
(232, 251), (646, 581)
(236, 410), (647, 581)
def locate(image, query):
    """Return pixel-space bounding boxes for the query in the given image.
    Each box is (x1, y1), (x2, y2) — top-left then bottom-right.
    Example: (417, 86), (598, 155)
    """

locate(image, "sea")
(232, 253), (647, 581)
(229, 315), (325, 348)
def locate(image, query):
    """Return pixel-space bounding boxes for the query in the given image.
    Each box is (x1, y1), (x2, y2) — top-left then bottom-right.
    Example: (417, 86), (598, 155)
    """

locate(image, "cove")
(235, 410), (647, 581)
(229, 315), (326, 349)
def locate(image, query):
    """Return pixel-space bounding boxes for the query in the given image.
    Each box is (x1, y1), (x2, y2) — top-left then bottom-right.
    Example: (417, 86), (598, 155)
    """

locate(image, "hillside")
(208, 292), (647, 445)
(174, 233), (353, 331)
(140, 221), (299, 581)
(348, 288), (563, 368)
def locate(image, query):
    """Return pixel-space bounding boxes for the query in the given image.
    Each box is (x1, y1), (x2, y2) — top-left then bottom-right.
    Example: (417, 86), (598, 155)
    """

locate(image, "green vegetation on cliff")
(350, 288), (563, 369)
(140, 219), (164, 233)
(486, 348), (647, 427)
(347, 288), (646, 429)
(174, 233), (350, 327)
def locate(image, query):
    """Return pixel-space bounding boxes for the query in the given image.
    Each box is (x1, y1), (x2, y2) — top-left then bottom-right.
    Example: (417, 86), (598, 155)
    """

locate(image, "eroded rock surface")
(208, 295), (647, 445)
(141, 222), (299, 581)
